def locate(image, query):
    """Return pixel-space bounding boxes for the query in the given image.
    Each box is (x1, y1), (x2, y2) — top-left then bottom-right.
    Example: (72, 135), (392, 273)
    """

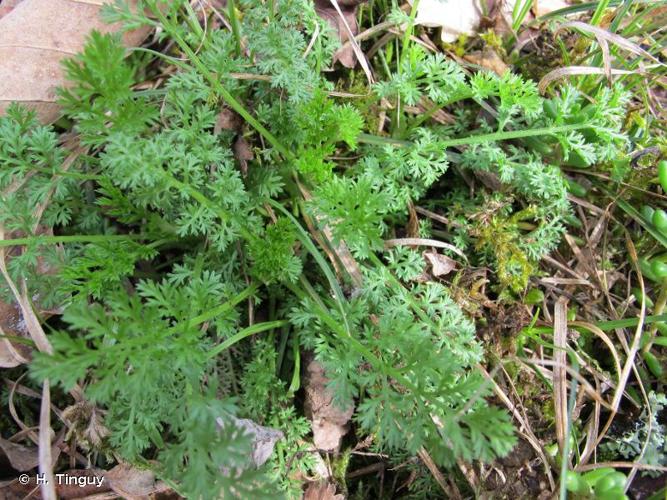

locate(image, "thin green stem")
(560, 359), (580, 500)
(179, 283), (259, 333)
(227, 0), (243, 56)
(357, 133), (411, 147)
(208, 320), (288, 358)
(590, 0), (612, 26)
(399, 0), (420, 71)
(512, 0), (533, 32)
(360, 123), (590, 149)
(437, 124), (590, 148)
(0, 233), (149, 248)
(522, 313), (667, 334)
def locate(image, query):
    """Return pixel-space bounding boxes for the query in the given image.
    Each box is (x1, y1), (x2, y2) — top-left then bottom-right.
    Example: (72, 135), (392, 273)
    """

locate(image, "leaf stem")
(359, 123), (591, 148)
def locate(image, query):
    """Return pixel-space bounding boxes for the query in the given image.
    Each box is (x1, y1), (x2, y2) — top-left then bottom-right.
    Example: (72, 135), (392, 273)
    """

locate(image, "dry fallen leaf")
(314, 0), (367, 68)
(214, 107), (243, 134)
(464, 49), (510, 76)
(0, 438), (40, 472)
(0, 301), (31, 368)
(221, 415), (284, 468)
(233, 135), (254, 176)
(0, 0), (151, 123)
(424, 251), (457, 277)
(304, 481), (345, 500)
(304, 358), (354, 452)
(106, 463), (162, 498)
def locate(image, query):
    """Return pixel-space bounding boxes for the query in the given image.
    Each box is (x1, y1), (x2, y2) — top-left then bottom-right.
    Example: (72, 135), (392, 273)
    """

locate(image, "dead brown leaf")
(424, 251), (457, 277)
(304, 358), (354, 452)
(464, 49), (509, 76)
(214, 107), (242, 134)
(406, 202), (420, 239)
(233, 135), (254, 176)
(0, 437), (40, 471)
(304, 481), (345, 500)
(38, 380), (57, 500)
(218, 415), (284, 468)
(314, 0), (366, 68)
(538, 66), (635, 94)
(0, 0), (152, 123)
(106, 463), (163, 498)
(0, 300), (31, 368)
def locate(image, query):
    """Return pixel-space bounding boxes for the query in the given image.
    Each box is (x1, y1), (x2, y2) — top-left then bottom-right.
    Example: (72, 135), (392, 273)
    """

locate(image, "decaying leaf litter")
(0, 0), (666, 499)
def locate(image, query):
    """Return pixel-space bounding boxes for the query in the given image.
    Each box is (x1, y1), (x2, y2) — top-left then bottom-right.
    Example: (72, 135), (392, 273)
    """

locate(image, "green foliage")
(59, 240), (157, 299)
(31, 268), (268, 497)
(291, 91), (364, 182)
(248, 217), (302, 283)
(240, 339), (315, 495)
(0, 104), (73, 306)
(375, 46), (631, 291)
(362, 128), (451, 212)
(291, 255), (516, 466)
(311, 176), (389, 258)
(59, 31), (157, 145)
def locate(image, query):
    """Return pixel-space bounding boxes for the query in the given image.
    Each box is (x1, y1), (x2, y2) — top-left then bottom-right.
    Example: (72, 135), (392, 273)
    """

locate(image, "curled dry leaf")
(233, 135), (254, 176)
(304, 358), (354, 452)
(219, 415), (284, 468)
(552, 298), (569, 455)
(0, 0), (151, 123)
(304, 481), (345, 500)
(538, 65), (635, 94)
(464, 49), (509, 76)
(0, 301), (31, 368)
(406, 202), (420, 239)
(106, 463), (164, 498)
(556, 21), (661, 64)
(0, 437), (40, 472)
(424, 251), (457, 277)
(214, 107), (243, 134)
(38, 380), (57, 500)
(314, 0), (367, 68)
(385, 237), (468, 261)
